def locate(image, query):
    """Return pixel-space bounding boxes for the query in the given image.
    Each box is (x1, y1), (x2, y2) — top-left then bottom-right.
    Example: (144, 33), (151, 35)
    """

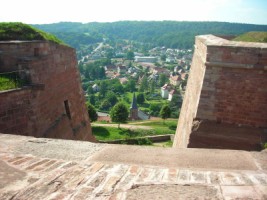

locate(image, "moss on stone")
(0, 22), (65, 45)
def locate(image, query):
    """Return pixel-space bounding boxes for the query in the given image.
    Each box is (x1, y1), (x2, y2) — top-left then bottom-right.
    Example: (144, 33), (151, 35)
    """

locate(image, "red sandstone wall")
(0, 41), (95, 141)
(174, 35), (267, 148)
(197, 38), (267, 128)
(0, 89), (33, 135)
(173, 37), (207, 148)
(197, 66), (267, 127)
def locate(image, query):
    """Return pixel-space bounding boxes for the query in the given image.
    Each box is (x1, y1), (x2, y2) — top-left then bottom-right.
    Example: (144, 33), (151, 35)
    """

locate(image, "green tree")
(99, 81), (108, 98)
(137, 93), (145, 104)
(160, 105), (171, 123)
(169, 93), (183, 118)
(106, 49), (114, 59)
(125, 79), (136, 92)
(112, 82), (124, 94)
(99, 67), (106, 79)
(89, 94), (96, 105)
(110, 102), (129, 128)
(87, 85), (94, 94)
(87, 103), (98, 122)
(139, 76), (148, 92)
(126, 50), (135, 60)
(169, 93), (182, 109)
(149, 80), (155, 94)
(100, 99), (112, 111)
(106, 91), (118, 106)
(149, 103), (161, 117)
(160, 54), (167, 61)
(159, 74), (168, 86)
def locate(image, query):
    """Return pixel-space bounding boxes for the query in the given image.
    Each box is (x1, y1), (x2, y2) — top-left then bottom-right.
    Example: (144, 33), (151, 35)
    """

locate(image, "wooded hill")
(233, 31), (267, 43)
(33, 21), (267, 49)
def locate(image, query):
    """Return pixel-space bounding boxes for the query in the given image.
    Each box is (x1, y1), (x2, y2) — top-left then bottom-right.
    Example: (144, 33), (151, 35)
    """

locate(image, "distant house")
(105, 65), (117, 72)
(128, 67), (135, 74)
(91, 54), (101, 60)
(92, 84), (99, 92)
(152, 67), (169, 75)
(166, 57), (176, 63)
(169, 75), (181, 86)
(161, 84), (171, 99)
(117, 65), (127, 74)
(135, 56), (157, 63)
(168, 89), (176, 101)
(148, 74), (158, 82)
(131, 72), (138, 78)
(105, 71), (116, 78)
(174, 65), (185, 73)
(119, 77), (129, 85)
(181, 73), (188, 80)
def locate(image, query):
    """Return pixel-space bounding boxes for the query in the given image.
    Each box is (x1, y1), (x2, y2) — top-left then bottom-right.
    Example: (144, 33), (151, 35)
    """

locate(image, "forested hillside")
(233, 31), (267, 43)
(33, 21), (267, 49)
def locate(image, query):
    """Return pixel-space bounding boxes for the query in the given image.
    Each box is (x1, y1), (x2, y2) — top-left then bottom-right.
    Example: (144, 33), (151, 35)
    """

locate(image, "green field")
(128, 119), (178, 135)
(92, 119), (177, 143)
(233, 31), (267, 43)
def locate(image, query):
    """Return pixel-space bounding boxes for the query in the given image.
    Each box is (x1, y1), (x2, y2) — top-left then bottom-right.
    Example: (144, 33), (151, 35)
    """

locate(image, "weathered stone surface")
(174, 35), (267, 149)
(0, 134), (266, 199)
(0, 160), (26, 189)
(0, 41), (95, 142)
(125, 184), (223, 200)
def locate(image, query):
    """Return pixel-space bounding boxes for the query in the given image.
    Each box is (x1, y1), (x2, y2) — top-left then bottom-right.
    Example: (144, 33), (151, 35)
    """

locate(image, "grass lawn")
(92, 126), (131, 141)
(92, 126), (159, 141)
(129, 119), (178, 135)
(153, 140), (173, 147)
(92, 119), (178, 141)
(0, 76), (17, 91)
(233, 31), (267, 43)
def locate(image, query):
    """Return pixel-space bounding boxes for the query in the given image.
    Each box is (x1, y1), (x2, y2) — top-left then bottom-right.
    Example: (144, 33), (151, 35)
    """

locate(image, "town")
(78, 39), (192, 121)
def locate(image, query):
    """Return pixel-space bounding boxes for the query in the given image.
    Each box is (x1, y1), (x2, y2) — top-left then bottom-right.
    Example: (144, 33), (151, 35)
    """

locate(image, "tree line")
(33, 21), (267, 49)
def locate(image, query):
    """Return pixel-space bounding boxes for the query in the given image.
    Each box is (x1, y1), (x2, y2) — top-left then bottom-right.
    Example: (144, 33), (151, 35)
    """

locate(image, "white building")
(92, 84), (99, 92)
(135, 56), (157, 63)
(161, 84), (170, 99)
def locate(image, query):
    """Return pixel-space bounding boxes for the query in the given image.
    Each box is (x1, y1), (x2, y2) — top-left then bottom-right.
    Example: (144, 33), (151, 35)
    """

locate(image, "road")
(92, 123), (152, 130)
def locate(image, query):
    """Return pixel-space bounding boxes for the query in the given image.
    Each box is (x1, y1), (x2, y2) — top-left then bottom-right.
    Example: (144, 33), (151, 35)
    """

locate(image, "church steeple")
(130, 92), (138, 109)
(129, 92), (139, 120)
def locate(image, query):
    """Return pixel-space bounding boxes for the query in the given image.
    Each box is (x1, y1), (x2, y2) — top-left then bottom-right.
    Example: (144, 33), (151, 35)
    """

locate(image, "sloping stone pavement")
(0, 134), (266, 199)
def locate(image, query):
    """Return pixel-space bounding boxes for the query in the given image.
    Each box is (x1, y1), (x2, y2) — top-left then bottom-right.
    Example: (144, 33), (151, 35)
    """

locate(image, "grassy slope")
(92, 119), (177, 141)
(233, 31), (267, 43)
(119, 92), (169, 112)
(0, 77), (16, 91)
(0, 22), (65, 45)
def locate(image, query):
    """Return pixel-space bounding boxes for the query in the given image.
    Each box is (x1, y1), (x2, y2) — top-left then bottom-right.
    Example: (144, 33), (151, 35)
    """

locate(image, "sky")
(1, 0), (267, 25)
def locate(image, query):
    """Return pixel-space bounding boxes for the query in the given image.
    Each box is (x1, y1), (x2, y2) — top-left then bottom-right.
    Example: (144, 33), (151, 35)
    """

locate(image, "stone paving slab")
(88, 145), (259, 171)
(0, 134), (266, 199)
(0, 151), (266, 199)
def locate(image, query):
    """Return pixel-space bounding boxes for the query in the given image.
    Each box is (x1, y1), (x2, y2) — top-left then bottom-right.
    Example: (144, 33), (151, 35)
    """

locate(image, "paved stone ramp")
(0, 134), (266, 199)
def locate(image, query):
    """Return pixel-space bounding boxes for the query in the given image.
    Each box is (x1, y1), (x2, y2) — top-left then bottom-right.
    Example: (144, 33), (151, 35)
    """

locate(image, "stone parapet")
(0, 41), (95, 142)
(174, 35), (267, 149)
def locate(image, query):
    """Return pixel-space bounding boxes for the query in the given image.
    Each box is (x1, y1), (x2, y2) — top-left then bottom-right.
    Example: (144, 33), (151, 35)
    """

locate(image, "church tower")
(129, 93), (139, 120)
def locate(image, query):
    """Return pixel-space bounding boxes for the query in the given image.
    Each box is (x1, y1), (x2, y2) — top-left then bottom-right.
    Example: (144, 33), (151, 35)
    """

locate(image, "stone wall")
(0, 41), (95, 142)
(172, 37), (207, 147)
(173, 35), (267, 150)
